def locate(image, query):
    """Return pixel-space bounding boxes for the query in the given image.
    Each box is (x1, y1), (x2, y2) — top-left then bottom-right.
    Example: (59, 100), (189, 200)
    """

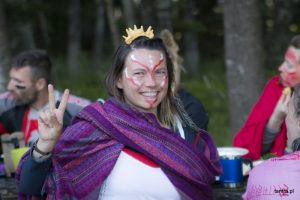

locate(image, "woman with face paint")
(234, 35), (300, 160)
(243, 84), (300, 200)
(16, 26), (221, 200)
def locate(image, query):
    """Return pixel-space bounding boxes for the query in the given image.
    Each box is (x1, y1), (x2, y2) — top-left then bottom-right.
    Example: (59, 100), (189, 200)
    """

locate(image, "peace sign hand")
(36, 84), (69, 153)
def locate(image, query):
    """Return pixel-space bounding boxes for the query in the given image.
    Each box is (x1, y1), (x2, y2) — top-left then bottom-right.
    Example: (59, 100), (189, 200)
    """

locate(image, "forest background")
(0, 0), (299, 146)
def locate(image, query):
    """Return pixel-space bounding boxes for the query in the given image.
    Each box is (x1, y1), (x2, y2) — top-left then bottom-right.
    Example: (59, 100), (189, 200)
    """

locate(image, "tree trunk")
(156, 0), (172, 32)
(140, 0), (156, 28)
(93, 0), (105, 69)
(38, 11), (50, 49)
(0, 0), (10, 92)
(222, 0), (265, 135)
(105, 0), (120, 50)
(68, 0), (81, 73)
(267, 0), (293, 68)
(20, 23), (36, 50)
(121, 0), (135, 27)
(183, 0), (200, 77)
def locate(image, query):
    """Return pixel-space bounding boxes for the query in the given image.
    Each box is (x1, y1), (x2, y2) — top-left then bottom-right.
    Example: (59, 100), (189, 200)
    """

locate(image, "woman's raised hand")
(267, 89), (291, 131)
(37, 84), (69, 153)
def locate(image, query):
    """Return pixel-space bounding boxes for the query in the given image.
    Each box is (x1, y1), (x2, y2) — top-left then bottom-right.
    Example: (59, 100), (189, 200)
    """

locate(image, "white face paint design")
(124, 53), (167, 88)
(124, 67), (142, 87)
(148, 55), (154, 71)
(118, 49), (169, 112)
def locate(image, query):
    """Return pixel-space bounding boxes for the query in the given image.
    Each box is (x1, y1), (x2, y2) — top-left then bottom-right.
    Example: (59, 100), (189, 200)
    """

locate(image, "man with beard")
(0, 49), (90, 146)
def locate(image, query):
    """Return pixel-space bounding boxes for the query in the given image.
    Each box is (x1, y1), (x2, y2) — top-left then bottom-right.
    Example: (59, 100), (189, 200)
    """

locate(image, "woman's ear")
(35, 78), (47, 91)
(117, 77), (123, 89)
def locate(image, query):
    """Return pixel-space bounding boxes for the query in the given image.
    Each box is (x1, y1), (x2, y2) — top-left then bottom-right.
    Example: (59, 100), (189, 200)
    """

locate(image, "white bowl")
(217, 147), (249, 157)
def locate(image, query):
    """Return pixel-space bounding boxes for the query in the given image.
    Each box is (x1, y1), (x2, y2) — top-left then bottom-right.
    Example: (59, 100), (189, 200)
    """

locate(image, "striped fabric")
(18, 98), (221, 200)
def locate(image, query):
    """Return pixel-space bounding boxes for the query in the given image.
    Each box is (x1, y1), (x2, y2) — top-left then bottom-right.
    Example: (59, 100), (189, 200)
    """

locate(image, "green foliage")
(53, 54), (109, 101)
(261, 152), (277, 160)
(182, 59), (230, 146)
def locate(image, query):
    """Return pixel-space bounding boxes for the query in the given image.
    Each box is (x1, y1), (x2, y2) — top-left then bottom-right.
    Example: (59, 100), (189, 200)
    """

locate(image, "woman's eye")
(287, 63), (294, 69)
(155, 70), (167, 76)
(133, 71), (144, 76)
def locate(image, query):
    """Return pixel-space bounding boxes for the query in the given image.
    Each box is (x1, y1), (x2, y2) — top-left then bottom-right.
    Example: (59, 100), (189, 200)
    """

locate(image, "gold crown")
(123, 25), (154, 44)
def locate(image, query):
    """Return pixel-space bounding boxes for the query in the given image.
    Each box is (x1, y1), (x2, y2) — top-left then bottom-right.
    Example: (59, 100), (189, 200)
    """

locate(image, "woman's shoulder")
(266, 75), (282, 89)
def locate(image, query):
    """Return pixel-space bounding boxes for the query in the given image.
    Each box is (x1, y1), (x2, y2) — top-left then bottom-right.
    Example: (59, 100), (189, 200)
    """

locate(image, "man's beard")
(15, 90), (38, 106)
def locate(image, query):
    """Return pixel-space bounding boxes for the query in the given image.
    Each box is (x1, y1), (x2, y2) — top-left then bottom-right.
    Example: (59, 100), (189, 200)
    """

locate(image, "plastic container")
(11, 147), (29, 170)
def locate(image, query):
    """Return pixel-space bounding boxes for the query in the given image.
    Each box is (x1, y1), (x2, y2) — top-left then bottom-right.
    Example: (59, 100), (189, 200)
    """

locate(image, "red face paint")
(119, 49), (169, 114)
(279, 47), (300, 87)
(126, 54), (167, 107)
(126, 54), (167, 86)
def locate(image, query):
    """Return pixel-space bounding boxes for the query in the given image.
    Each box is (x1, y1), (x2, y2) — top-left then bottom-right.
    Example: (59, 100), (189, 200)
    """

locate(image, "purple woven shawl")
(18, 98), (221, 199)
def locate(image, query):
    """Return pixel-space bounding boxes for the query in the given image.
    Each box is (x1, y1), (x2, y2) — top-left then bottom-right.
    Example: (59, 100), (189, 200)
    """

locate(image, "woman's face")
(278, 47), (300, 87)
(117, 48), (169, 115)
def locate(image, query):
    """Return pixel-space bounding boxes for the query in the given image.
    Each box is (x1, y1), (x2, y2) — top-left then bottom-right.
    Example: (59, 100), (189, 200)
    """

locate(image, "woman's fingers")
(58, 89), (69, 113)
(38, 110), (48, 126)
(285, 91), (291, 103)
(49, 84), (69, 115)
(48, 84), (56, 112)
(49, 112), (62, 128)
(283, 92), (291, 112)
(281, 91), (291, 106)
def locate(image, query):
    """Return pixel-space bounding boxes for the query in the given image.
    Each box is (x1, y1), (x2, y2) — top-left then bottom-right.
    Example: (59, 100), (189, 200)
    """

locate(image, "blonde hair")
(159, 29), (184, 93)
(159, 29), (200, 131)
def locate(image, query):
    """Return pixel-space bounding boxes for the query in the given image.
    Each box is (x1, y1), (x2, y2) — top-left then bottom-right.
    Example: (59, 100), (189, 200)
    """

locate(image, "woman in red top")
(234, 35), (300, 160)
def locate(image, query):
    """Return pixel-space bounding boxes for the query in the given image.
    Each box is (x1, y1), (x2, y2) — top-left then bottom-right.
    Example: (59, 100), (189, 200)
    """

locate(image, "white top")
(99, 150), (182, 200)
(25, 92), (58, 145)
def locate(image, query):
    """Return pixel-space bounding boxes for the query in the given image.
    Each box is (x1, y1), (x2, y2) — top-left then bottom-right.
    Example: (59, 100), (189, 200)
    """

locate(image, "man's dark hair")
(11, 49), (53, 84)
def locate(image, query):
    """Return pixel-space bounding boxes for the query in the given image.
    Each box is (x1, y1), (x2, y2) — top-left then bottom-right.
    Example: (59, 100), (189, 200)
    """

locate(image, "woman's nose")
(144, 74), (156, 86)
(278, 63), (285, 72)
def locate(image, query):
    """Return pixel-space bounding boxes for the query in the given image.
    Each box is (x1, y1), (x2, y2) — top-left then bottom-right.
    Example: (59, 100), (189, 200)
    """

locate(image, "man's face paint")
(279, 47), (300, 87)
(117, 49), (169, 114)
(7, 66), (38, 105)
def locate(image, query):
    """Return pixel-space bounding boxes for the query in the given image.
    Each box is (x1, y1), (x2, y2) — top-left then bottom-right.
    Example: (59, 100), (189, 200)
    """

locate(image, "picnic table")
(0, 175), (247, 200)
(213, 181), (246, 200)
(0, 177), (17, 200)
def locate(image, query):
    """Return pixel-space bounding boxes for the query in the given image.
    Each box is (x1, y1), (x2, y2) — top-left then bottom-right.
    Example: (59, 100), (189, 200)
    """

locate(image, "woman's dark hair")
(290, 35), (300, 49)
(293, 84), (300, 117)
(105, 36), (178, 126)
(291, 84), (300, 151)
